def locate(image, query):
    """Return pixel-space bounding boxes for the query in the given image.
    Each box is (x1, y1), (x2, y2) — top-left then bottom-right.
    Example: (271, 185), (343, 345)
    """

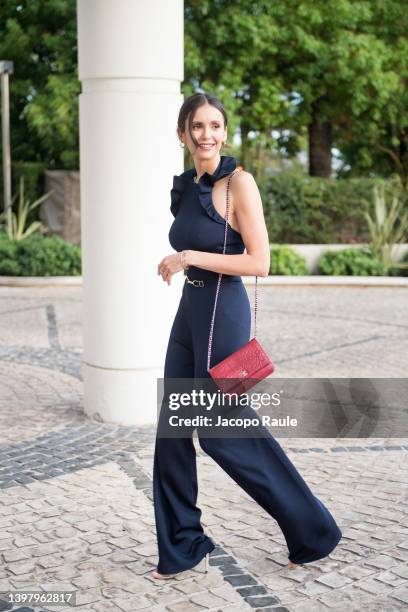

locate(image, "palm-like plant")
(0, 176), (54, 241)
(364, 183), (408, 275)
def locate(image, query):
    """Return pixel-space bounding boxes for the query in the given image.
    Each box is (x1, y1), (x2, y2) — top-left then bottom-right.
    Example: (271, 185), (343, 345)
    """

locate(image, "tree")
(185, 0), (407, 182)
(0, 1), (79, 169)
(336, 0), (408, 186)
(268, 1), (400, 178)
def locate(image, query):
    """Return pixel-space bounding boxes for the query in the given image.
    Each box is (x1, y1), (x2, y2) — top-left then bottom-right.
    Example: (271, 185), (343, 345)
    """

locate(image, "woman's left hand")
(157, 253), (184, 285)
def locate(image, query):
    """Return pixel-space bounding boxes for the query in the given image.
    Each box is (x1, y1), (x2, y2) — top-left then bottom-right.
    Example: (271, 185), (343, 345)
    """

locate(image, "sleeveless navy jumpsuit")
(153, 155), (342, 574)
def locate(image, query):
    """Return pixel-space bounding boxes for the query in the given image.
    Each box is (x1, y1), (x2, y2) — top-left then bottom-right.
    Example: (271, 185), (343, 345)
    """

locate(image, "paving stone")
(229, 547), (266, 564)
(7, 574), (38, 589)
(392, 565), (408, 580)
(392, 548), (408, 562)
(172, 581), (204, 596)
(88, 543), (112, 555)
(107, 535), (140, 549)
(224, 575), (258, 588)
(221, 566), (245, 576)
(148, 585), (185, 605)
(245, 559), (282, 576)
(4, 562), (35, 576)
(296, 580), (333, 596)
(100, 585), (132, 599)
(2, 551), (29, 563)
(339, 564), (376, 580)
(125, 559), (155, 575)
(363, 554), (400, 570)
(1, 286), (408, 611)
(210, 555), (237, 566)
(275, 590), (311, 606)
(36, 555), (66, 569)
(73, 586), (102, 605)
(317, 585), (370, 609)
(189, 572), (224, 589)
(190, 590), (229, 607)
(166, 601), (206, 612)
(85, 602), (124, 612)
(355, 577), (394, 595)
(390, 585), (408, 605)
(262, 574), (300, 590)
(316, 571), (353, 588)
(210, 584), (244, 603)
(375, 570), (407, 587)
(328, 548), (364, 563)
(101, 568), (141, 585)
(113, 596), (151, 611)
(244, 594), (280, 607)
(236, 585), (268, 597)
(290, 601), (328, 611)
(222, 605), (253, 612)
(279, 567), (315, 585)
(133, 543), (158, 556)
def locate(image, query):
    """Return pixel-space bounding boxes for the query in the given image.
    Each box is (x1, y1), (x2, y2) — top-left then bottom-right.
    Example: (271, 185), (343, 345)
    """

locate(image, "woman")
(152, 92), (342, 579)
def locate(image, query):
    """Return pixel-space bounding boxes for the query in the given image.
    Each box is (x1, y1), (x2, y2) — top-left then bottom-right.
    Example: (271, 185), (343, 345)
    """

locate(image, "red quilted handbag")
(207, 170), (275, 394)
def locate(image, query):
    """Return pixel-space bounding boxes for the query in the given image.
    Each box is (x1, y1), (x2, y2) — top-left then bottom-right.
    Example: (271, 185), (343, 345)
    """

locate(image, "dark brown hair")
(177, 92), (228, 150)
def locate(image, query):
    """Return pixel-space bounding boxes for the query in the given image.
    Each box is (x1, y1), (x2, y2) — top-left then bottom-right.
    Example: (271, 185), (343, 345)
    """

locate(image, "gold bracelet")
(179, 250), (189, 271)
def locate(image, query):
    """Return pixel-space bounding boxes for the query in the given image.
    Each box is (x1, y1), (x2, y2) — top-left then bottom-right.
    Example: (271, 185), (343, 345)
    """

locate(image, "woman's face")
(180, 103), (227, 161)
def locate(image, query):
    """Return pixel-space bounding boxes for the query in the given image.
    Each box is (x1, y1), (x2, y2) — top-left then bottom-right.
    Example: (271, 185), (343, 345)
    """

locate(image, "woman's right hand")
(157, 252), (184, 285)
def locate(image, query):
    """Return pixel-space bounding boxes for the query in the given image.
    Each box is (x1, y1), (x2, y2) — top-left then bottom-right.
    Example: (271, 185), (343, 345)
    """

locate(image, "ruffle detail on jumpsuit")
(170, 169), (194, 218)
(170, 156), (241, 235)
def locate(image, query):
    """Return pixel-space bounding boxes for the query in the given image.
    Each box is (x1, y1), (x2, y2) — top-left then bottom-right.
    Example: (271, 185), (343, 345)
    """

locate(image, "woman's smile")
(198, 143), (216, 151)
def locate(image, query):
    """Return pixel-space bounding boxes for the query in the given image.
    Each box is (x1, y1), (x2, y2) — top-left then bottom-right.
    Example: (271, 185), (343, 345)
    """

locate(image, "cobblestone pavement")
(0, 285), (407, 612)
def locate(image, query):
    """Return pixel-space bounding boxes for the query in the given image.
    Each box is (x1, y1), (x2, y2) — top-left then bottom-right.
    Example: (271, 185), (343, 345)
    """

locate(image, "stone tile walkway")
(0, 285), (407, 611)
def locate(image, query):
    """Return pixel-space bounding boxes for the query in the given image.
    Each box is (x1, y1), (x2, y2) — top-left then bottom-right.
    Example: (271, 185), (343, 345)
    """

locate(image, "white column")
(77, 0), (184, 425)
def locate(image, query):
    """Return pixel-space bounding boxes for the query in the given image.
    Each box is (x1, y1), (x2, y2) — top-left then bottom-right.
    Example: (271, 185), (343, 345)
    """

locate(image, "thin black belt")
(183, 270), (242, 287)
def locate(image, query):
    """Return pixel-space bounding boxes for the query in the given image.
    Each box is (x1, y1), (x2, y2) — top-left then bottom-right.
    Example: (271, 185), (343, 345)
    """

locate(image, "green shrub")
(0, 176), (52, 241)
(0, 231), (81, 276)
(270, 244), (308, 275)
(0, 233), (21, 275)
(260, 170), (400, 244)
(0, 161), (47, 224)
(318, 247), (384, 276)
(364, 183), (408, 276)
(398, 250), (408, 277)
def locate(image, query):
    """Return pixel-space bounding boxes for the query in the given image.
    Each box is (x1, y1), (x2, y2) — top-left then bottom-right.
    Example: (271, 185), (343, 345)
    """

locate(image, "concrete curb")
(243, 275), (408, 287)
(0, 276), (83, 287)
(244, 274), (408, 288)
(0, 275), (407, 288)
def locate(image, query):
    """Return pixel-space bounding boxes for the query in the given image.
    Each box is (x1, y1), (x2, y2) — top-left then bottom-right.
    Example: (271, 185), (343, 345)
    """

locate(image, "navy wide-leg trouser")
(153, 273), (342, 574)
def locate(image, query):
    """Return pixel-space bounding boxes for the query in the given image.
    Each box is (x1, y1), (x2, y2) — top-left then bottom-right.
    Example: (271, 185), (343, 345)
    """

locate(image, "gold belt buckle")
(185, 274), (204, 287)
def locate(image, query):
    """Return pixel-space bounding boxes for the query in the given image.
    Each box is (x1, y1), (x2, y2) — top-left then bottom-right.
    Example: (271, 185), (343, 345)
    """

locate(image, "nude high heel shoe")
(152, 552), (210, 580)
(287, 560), (303, 569)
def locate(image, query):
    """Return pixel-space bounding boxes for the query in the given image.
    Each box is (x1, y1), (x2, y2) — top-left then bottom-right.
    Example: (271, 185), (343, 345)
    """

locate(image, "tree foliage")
(0, 1), (406, 182)
(184, 0), (408, 181)
(0, 1), (78, 168)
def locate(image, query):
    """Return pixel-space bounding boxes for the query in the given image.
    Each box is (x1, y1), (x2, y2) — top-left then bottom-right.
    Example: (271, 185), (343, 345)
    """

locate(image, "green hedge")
(260, 170), (401, 244)
(0, 232), (81, 276)
(270, 244), (308, 275)
(1, 164), (402, 246)
(318, 247), (384, 276)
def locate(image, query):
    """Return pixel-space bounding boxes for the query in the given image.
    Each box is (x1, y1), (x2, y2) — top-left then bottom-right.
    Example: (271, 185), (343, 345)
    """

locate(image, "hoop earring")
(179, 141), (185, 148)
